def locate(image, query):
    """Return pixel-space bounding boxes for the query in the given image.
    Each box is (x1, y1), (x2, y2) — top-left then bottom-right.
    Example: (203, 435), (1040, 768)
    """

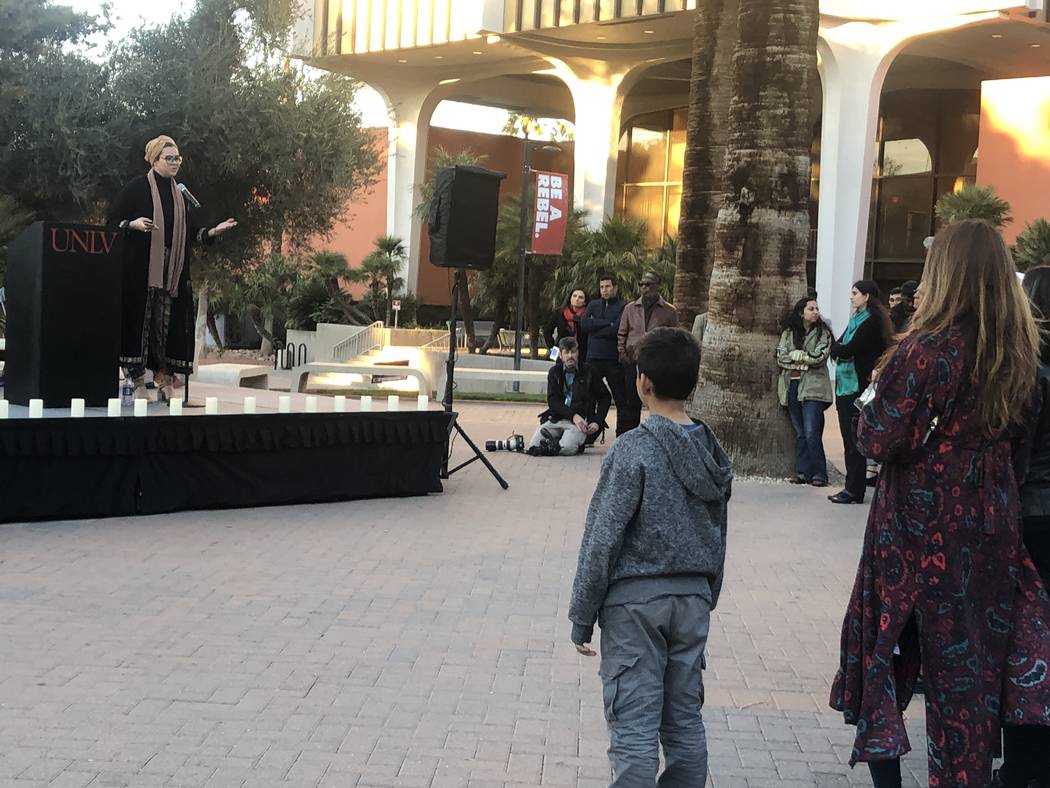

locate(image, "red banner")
(530, 170), (569, 256)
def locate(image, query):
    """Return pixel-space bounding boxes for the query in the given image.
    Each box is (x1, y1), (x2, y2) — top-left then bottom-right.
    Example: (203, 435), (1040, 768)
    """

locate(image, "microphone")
(177, 182), (201, 209)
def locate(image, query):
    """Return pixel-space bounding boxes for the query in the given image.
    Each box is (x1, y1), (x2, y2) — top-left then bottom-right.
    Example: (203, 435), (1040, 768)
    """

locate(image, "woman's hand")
(129, 217), (155, 232)
(208, 218), (238, 237)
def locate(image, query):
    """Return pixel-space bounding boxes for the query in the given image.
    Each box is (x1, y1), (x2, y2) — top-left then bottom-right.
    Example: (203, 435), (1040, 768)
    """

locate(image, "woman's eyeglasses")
(161, 155), (183, 164)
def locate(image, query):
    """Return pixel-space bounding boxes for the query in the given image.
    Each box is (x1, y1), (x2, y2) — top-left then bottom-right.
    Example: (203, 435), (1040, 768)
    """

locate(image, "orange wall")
(976, 77), (1050, 244)
(317, 127), (388, 299)
(318, 125), (574, 308)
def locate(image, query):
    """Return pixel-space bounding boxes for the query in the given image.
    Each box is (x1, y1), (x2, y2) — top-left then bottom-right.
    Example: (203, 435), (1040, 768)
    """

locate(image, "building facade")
(291, 1), (1050, 331)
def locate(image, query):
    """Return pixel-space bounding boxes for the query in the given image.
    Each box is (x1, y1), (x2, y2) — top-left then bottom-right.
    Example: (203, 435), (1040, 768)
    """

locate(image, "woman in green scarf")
(828, 280), (892, 504)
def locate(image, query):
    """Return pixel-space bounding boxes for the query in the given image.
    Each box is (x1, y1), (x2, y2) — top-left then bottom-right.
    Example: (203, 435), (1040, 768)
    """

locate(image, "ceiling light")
(991, 33), (1004, 38)
(596, 35), (607, 40)
(434, 55), (444, 59)
(397, 58), (408, 63)
(643, 29), (655, 34)
(1033, 43), (1042, 48)
(486, 34), (501, 44)
(472, 50), (482, 55)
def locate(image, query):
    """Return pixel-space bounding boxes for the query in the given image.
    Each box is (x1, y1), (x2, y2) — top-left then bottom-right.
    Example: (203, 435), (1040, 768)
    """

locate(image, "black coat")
(579, 298), (625, 362)
(544, 309), (587, 362)
(1015, 363), (1050, 583)
(539, 362), (611, 428)
(106, 174), (213, 374)
(830, 312), (890, 392)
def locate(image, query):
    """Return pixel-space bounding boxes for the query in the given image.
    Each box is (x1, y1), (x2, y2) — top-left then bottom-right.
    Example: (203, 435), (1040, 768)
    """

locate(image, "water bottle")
(121, 377), (134, 408)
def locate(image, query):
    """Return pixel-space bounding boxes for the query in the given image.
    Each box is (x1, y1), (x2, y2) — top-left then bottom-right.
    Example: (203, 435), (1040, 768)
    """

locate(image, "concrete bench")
(451, 367), (549, 384)
(295, 362), (431, 394)
(193, 363), (271, 389)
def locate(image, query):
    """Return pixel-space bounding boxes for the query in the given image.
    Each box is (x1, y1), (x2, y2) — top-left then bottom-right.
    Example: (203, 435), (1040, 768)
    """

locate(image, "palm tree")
(691, 0), (820, 476)
(230, 254), (297, 357)
(1015, 219), (1050, 272)
(935, 184), (1012, 228)
(672, 0), (738, 330)
(369, 234), (407, 324)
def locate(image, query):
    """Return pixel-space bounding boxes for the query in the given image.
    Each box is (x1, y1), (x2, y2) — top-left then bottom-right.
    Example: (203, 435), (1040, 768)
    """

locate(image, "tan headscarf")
(143, 135), (188, 295)
(144, 135), (176, 165)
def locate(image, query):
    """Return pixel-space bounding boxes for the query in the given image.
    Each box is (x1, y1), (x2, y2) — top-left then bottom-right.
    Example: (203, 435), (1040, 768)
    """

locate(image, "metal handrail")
(420, 327), (466, 351)
(331, 321), (386, 362)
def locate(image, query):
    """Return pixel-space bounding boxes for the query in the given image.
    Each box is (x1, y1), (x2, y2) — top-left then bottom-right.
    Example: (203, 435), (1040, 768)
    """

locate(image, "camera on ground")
(485, 434), (525, 453)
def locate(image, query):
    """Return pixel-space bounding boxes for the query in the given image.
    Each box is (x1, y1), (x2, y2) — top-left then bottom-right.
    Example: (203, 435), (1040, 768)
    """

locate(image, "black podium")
(5, 222), (121, 406)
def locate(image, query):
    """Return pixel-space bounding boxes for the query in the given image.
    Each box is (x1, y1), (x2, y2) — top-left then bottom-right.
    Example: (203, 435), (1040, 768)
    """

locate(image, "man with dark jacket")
(527, 337), (611, 456)
(617, 272), (679, 433)
(580, 274), (628, 435)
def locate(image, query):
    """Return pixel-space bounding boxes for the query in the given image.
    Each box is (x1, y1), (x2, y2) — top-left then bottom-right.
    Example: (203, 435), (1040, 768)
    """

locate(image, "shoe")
(541, 437), (561, 456)
(526, 446), (543, 457)
(789, 476), (810, 485)
(810, 479), (827, 488)
(828, 491), (862, 504)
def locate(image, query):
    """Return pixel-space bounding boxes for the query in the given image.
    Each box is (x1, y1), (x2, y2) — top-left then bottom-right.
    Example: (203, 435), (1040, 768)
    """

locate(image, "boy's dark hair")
(598, 272), (615, 286)
(636, 327), (701, 400)
(558, 336), (578, 354)
(889, 286), (902, 297)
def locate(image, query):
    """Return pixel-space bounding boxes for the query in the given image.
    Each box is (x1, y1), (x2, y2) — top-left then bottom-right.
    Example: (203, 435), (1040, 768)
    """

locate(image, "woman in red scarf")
(545, 288), (588, 362)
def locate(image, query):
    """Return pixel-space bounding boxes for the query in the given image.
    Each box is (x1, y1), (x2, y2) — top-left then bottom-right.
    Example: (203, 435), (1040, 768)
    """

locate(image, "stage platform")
(0, 382), (453, 523)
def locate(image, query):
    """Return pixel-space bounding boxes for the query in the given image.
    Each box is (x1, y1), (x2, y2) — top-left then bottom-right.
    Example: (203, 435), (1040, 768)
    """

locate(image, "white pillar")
(814, 38), (888, 335)
(372, 82), (443, 294)
(548, 60), (639, 228)
(815, 12), (1000, 333)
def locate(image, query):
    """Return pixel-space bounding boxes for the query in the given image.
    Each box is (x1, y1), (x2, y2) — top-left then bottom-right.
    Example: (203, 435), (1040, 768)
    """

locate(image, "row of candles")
(0, 394), (431, 418)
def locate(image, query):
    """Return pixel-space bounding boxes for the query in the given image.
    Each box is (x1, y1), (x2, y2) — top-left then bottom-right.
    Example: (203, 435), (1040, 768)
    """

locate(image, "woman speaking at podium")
(106, 135), (236, 401)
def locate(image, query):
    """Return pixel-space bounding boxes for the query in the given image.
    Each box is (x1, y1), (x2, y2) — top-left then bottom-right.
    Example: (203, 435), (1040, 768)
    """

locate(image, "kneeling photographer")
(527, 337), (610, 457)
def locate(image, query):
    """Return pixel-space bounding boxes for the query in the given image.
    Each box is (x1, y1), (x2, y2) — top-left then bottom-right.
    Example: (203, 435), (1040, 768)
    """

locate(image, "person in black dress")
(827, 280), (892, 504)
(107, 135), (236, 400)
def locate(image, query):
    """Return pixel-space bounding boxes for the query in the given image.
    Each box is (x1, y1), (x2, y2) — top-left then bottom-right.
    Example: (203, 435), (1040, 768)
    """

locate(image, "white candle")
(0, 400), (8, 419)
(169, 398), (183, 416)
(416, 394), (429, 411)
(205, 397), (219, 415)
(107, 398), (121, 417)
(134, 399), (148, 417)
(333, 395), (347, 413)
(278, 395), (291, 414)
(70, 398), (85, 418)
(243, 396), (257, 414)
(305, 396), (318, 413)
(28, 399), (43, 418)
(387, 395), (400, 411)
(360, 395), (372, 411)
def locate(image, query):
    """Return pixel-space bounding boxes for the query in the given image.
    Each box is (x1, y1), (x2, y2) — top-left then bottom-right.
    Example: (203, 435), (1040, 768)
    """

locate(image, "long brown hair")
(908, 219), (1038, 435)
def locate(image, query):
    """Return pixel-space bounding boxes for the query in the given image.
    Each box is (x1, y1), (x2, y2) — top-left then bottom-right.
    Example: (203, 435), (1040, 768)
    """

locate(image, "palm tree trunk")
(482, 296), (510, 354)
(673, 0), (738, 329)
(690, 0), (819, 477)
(456, 270), (476, 353)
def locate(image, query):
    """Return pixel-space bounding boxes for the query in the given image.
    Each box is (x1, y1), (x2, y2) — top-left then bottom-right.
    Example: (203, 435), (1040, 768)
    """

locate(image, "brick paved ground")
(0, 401), (932, 787)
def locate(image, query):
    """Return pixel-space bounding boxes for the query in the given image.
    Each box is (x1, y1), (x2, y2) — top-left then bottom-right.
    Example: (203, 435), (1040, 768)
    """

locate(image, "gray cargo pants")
(598, 594), (711, 787)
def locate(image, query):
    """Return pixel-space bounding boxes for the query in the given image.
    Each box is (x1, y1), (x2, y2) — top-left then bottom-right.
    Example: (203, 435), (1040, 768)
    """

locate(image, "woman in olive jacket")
(777, 296), (834, 486)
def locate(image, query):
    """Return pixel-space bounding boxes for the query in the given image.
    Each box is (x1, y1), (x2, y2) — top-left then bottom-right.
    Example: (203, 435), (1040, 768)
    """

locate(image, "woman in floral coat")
(830, 220), (1050, 788)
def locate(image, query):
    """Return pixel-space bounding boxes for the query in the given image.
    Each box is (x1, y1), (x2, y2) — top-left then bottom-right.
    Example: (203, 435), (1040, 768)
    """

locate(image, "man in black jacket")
(580, 274), (628, 435)
(527, 337), (611, 456)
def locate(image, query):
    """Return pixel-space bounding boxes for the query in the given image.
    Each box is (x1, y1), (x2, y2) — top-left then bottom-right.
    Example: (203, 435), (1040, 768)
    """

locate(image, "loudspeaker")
(428, 165), (506, 270)
(5, 222), (122, 406)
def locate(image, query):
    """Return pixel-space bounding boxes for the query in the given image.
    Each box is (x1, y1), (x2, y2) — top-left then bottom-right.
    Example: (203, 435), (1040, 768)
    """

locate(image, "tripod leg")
(446, 421), (509, 489)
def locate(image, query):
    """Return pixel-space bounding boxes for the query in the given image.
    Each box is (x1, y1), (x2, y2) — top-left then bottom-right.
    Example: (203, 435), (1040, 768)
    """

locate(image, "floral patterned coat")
(829, 326), (1050, 787)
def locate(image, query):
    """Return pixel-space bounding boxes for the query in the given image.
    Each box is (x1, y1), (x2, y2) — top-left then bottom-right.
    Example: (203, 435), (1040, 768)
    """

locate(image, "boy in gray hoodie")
(569, 327), (732, 787)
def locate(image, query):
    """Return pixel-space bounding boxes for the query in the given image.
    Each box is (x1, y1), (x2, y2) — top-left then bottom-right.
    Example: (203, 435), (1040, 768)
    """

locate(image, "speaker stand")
(441, 279), (508, 490)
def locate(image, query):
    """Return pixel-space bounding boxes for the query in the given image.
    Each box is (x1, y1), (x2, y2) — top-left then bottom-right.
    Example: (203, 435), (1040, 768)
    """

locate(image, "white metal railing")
(420, 326), (466, 352)
(331, 321), (386, 362)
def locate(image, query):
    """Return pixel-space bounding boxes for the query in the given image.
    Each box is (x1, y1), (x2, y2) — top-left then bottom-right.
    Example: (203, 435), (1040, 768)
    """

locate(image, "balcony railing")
(503, 0), (697, 33)
(309, 0), (505, 57)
